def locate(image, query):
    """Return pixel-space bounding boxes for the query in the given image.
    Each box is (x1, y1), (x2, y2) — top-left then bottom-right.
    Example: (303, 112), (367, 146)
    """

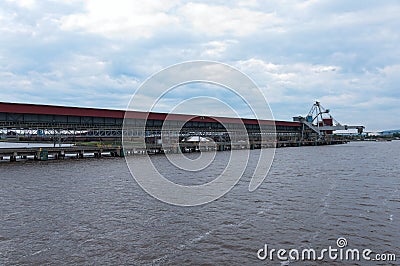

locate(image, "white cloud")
(6, 0), (35, 9)
(178, 2), (281, 36)
(59, 0), (180, 39)
(201, 40), (238, 57)
(59, 1), (284, 38)
(236, 58), (341, 92)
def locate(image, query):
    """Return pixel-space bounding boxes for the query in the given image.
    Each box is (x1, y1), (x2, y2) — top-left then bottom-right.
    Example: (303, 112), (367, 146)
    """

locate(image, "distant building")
(366, 132), (382, 137)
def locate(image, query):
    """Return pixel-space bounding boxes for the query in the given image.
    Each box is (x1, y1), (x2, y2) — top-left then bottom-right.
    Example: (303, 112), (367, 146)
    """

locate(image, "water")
(1, 141), (399, 265)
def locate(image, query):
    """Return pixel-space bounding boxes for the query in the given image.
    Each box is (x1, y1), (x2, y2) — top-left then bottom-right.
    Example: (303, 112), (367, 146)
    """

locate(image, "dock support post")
(35, 150), (40, 160)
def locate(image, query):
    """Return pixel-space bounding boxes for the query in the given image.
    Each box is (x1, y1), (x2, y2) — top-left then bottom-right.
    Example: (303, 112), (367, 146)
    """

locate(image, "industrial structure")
(293, 101), (364, 137)
(0, 101), (364, 161)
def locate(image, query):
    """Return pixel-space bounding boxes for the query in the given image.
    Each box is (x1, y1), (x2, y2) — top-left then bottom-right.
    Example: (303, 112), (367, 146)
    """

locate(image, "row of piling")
(0, 140), (348, 162)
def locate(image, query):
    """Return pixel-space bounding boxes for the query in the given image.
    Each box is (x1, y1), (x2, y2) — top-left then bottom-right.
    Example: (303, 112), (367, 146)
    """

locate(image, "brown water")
(1, 141), (399, 265)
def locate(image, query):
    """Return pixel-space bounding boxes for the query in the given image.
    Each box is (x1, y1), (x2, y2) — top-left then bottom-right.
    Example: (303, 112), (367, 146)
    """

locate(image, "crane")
(293, 101), (365, 136)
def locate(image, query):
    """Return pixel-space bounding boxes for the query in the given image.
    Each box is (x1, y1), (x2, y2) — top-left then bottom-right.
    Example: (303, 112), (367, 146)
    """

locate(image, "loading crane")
(293, 101), (365, 136)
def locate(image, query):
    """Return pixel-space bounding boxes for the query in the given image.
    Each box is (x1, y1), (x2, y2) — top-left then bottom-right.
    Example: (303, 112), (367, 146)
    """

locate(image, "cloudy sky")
(0, 0), (399, 131)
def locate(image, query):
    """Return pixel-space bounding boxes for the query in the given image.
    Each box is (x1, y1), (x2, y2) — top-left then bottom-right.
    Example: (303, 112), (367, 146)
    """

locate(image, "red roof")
(0, 102), (300, 127)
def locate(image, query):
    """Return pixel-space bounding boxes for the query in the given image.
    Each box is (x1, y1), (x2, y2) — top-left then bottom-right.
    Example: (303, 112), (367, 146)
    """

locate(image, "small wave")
(31, 248), (49, 256)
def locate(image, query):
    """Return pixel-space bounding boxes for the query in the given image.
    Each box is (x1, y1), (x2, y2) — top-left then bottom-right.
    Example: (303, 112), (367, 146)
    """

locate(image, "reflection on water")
(0, 141), (399, 265)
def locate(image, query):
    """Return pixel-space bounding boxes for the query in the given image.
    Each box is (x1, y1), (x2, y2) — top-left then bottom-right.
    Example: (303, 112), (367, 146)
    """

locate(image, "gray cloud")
(0, 0), (399, 131)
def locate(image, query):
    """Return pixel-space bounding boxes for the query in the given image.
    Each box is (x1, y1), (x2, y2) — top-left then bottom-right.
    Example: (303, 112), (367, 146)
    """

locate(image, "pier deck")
(0, 139), (348, 162)
(0, 146), (123, 162)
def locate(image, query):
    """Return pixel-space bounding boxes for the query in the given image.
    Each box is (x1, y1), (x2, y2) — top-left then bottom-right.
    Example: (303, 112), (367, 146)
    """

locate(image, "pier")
(0, 139), (349, 162)
(0, 146), (124, 162)
(0, 101), (356, 162)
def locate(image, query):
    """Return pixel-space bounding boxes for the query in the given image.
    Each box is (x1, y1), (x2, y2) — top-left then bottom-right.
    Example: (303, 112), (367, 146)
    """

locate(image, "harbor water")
(1, 141), (399, 265)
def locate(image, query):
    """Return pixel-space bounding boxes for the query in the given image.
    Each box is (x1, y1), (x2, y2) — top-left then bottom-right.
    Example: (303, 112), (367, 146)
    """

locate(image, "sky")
(0, 0), (399, 131)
